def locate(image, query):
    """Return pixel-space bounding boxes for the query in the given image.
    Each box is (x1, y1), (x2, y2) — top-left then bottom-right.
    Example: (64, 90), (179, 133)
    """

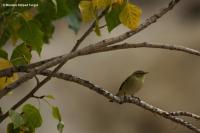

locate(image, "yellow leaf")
(92, 0), (111, 9)
(79, 1), (96, 22)
(119, 3), (142, 30)
(22, 11), (33, 21)
(0, 59), (18, 90)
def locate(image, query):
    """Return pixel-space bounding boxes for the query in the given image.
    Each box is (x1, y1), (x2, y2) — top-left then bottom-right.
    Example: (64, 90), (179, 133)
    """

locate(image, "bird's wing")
(118, 76), (130, 91)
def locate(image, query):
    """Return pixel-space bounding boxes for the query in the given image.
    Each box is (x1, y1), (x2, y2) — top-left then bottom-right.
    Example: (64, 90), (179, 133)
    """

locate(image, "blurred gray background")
(1, 0), (200, 132)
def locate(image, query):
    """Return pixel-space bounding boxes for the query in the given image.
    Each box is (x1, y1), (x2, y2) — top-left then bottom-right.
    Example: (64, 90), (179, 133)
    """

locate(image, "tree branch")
(94, 42), (200, 56)
(1, 71), (200, 132)
(70, 8), (108, 52)
(170, 111), (200, 120)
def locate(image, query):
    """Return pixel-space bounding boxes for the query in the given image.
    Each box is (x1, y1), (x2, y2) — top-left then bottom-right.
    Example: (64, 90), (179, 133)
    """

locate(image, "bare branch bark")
(95, 42), (200, 56)
(170, 111), (200, 120)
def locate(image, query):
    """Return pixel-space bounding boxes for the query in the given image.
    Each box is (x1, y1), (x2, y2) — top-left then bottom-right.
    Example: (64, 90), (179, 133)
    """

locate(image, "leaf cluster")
(0, 0), (81, 65)
(79, 0), (142, 35)
(8, 99), (64, 133)
(0, 0), (141, 66)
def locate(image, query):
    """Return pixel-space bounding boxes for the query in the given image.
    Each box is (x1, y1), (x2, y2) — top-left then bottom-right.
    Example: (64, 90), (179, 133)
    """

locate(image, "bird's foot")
(131, 95), (141, 103)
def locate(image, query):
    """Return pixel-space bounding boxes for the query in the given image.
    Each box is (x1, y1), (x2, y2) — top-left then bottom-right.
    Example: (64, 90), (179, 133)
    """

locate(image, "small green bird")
(115, 70), (148, 97)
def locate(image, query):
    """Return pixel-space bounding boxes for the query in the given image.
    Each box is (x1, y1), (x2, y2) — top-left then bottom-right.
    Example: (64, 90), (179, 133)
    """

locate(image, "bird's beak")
(144, 72), (149, 74)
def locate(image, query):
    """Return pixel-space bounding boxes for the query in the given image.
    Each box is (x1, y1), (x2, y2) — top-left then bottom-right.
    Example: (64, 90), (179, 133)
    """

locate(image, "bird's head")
(132, 70), (148, 78)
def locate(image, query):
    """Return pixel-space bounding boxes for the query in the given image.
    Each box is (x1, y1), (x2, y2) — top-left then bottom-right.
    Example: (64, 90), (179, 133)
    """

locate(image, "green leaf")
(9, 110), (25, 129)
(52, 106), (62, 121)
(0, 29), (10, 47)
(65, 0), (80, 15)
(55, 0), (71, 18)
(66, 11), (81, 33)
(22, 104), (43, 128)
(0, 49), (8, 59)
(34, 14), (55, 44)
(45, 95), (55, 100)
(10, 43), (32, 66)
(38, 0), (57, 20)
(7, 123), (20, 133)
(57, 121), (64, 133)
(51, 0), (58, 12)
(52, 106), (64, 132)
(7, 16), (24, 45)
(37, 0), (81, 33)
(18, 20), (44, 55)
(38, 0), (80, 20)
(105, 4), (124, 32)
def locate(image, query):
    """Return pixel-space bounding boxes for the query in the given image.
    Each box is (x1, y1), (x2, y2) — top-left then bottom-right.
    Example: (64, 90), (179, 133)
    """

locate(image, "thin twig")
(170, 111), (200, 120)
(71, 8), (108, 52)
(97, 24), (107, 30)
(95, 42), (200, 56)
(32, 95), (45, 99)
(34, 76), (40, 85)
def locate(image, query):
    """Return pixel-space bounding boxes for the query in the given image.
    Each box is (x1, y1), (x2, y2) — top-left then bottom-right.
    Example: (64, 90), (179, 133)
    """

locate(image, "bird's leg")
(117, 94), (124, 104)
(131, 95), (141, 103)
(123, 92), (127, 101)
(0, 107), (2, 116)
(123, 93), (132, 102)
